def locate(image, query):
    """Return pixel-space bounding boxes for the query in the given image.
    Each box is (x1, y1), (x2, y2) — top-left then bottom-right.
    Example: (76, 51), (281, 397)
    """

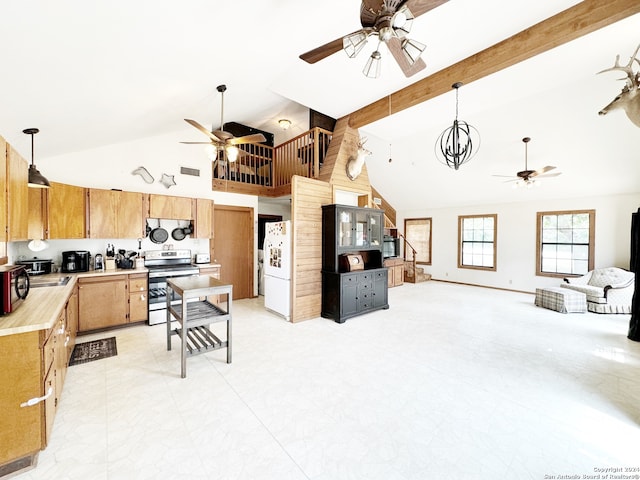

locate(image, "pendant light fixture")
(434, 82), (480, 170)
(23, 128), (50, 188)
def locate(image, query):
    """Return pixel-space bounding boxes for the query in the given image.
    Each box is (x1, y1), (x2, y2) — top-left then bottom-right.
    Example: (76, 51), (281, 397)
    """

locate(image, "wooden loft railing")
(211, 127), (332, 196)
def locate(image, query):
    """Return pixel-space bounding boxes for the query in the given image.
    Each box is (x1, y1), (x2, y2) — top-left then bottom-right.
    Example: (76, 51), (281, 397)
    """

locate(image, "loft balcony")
(211, 127), (332, 197)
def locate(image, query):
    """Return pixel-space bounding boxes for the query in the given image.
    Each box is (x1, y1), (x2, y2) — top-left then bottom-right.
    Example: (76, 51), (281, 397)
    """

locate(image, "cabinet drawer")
(129, 276), (147, 292)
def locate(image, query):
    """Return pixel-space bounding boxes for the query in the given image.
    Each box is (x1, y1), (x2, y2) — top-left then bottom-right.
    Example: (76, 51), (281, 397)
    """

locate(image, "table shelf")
(166, 276), (233, 378)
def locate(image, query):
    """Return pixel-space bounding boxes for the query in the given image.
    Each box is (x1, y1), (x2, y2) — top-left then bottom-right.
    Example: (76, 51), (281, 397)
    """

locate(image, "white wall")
(398, 193), (640, 293)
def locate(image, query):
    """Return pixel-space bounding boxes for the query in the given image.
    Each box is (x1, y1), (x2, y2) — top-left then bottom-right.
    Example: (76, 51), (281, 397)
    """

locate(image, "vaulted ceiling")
(1, 0), (639, 211)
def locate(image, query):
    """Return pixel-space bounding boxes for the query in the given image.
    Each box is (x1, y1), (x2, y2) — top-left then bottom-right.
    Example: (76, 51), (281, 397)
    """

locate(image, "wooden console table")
(166, 276), (233, 378)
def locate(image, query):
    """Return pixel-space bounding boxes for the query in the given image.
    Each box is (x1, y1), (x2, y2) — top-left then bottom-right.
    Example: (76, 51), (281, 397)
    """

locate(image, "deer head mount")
(598, 44), (640, 128)
(346, 137), (372, 181)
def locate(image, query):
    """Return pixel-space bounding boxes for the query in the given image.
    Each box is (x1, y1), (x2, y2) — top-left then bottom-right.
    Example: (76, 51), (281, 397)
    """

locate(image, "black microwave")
(383, 236), (400, 259)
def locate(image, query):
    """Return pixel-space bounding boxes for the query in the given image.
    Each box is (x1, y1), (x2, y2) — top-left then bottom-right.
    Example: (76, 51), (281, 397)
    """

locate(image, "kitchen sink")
(29, 276), (72, 288)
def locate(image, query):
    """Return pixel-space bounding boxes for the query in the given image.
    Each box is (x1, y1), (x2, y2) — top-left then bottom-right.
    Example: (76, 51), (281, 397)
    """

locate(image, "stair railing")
(399, 233), (419, 283)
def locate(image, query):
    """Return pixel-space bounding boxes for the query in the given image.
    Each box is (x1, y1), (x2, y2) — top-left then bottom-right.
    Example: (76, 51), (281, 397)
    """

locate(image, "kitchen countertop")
(0, 267), (149, 338)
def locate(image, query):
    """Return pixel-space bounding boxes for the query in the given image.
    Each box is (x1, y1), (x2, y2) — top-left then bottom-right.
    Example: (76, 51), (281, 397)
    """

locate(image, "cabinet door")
(66, 287), (79, 361)
(369, 211), (383, 248)
(87, 188), (116, 238)
(7, 144), (29, 241)
(42, 364), (56, 448)
(149, 194), (192, 220)
(0, 331), (43, 464)
(340, 273), (359, 317)
(48, 182), (86, 239)
(28, 188), (48, 240)
(194, 198), (214, 238)
(372, 270), (388, 308)
(337, 207), (354, 248)
(78, 276), (128, 331)
(0, 135), (7, 247)
(128, 273), (148, 323)
(117, 191), (145, 238)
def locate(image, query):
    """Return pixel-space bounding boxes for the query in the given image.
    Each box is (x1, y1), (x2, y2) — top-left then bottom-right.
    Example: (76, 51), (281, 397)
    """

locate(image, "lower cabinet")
(78, 275), (128, 332)
(0, 287), (76, 474)
(128, 273), (148, 323)
(321, 268), (388, 323)
(384, 257), (405, 288)
(78, 273), (148, 332)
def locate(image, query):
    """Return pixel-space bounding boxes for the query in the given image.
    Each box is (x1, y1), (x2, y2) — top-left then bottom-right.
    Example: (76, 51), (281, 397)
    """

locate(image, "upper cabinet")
(322, 204), (384, 273)
(27, 188), (48, 240)
(148, 194), (192, 220)
(48, 182), (86, 239)
(6, 143), (29, 241)
(192, 198), (214, 239)
(87, 189), (145, 239)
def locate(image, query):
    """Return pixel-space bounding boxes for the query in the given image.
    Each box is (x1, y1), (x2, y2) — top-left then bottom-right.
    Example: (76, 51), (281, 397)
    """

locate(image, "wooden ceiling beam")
(348, 0), (640, 129)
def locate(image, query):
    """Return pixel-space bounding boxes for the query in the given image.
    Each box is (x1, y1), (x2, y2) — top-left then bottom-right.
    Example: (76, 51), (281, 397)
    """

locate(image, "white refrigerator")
(263, 220), (291, 321)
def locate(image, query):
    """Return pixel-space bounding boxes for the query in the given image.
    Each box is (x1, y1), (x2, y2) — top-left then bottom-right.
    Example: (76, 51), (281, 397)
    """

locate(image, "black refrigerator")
(628, 208), (640, 341)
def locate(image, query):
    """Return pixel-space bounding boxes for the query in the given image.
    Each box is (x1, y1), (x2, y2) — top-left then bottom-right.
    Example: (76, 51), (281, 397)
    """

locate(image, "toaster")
(195, 253), (210, 264)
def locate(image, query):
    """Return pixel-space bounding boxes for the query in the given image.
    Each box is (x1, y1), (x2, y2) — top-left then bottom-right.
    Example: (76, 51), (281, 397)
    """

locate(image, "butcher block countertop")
(0, 268), (148, 337)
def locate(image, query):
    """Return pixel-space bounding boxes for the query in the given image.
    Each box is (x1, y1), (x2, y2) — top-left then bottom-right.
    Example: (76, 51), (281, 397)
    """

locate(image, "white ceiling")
(1, 1), (639, 211)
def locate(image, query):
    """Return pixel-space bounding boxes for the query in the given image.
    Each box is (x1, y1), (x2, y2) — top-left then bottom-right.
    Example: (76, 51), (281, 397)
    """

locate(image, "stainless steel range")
(145, 249), (199, 325)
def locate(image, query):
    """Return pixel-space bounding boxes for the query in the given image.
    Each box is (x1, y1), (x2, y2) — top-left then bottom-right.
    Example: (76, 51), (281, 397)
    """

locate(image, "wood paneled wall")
(291, 176), (331, 322)
(317, 116), (372, 203)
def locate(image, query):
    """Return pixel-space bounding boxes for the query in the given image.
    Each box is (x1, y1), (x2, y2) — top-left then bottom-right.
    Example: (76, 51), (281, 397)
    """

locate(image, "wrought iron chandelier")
(435, 82), (480, 170)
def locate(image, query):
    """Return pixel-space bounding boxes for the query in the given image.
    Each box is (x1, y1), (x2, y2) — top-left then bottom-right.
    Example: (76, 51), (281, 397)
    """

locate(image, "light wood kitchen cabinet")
(128, 273), (148, 323)
(148, 194), (192, 220)
(78, 275), (128, 331)
(0, 136), (7, 260)
(192, 198), (214, 238)
(48, 182), (86, 239)
(65, 285), (78, 361)
(0, 331), (43, 470)
(28, 188), (48, 240)
(384, 257), (405, 288)
(6, 143), (29, 241)
(78, 273), (147, 332)
(87, 188), (145, 238)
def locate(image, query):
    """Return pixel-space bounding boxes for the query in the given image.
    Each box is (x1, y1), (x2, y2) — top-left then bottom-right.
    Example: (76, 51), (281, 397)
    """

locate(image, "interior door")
(212, 205), (253, 300)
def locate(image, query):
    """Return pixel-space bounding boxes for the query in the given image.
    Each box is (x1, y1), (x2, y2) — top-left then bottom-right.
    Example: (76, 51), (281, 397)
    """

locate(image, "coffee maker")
(61, 251), (90, 273)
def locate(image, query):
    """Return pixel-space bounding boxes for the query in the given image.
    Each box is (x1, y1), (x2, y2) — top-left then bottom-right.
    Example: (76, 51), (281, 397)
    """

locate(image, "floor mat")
(69, 337), (117, 366)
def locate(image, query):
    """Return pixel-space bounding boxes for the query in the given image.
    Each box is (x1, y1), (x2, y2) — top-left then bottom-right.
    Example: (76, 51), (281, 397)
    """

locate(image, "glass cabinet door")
(369, 212), (382, 247)
(338, 208), (353, 247)
(355, 211), (368, 246)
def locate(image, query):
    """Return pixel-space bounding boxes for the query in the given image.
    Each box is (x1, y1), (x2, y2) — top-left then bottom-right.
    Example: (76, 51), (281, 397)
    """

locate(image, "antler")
(598, 44), (640, 91)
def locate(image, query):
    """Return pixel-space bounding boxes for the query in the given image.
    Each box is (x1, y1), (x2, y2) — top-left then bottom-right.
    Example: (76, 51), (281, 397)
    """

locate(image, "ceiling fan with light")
(181, 84), (266, 162)
(493, 137), (561, 188)
(299, 0), (449, 78)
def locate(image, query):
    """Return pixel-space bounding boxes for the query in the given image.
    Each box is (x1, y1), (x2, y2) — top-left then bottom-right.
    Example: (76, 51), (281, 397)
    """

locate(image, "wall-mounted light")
(278, 119), (292, 130)
(23, 128), (50, 188)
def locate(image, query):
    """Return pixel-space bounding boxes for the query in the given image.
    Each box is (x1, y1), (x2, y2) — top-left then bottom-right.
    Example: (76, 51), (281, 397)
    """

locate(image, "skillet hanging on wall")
(171, 224), (186, 241)
(149, 219), (168, 244)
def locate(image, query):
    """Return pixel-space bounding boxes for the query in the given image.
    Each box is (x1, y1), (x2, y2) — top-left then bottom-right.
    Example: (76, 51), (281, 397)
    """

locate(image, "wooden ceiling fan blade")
(387, 36), (426, 77)
(228, 133), (267, 145)
(180, 141), (213, 145)
(405, 0), (449, 17)
(184, 119), (222, 142)
(536, 172), (562, 178)
(531, 165), (556, 176)
(300, 37), (347, 64)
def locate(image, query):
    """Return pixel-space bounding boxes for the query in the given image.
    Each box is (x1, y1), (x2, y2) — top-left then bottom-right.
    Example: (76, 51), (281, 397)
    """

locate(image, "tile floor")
(14, 281), (640, 480)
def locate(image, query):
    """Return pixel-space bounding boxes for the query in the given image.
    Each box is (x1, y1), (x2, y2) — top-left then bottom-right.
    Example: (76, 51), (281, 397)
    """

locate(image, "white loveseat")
(561, 267), (635, 314)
